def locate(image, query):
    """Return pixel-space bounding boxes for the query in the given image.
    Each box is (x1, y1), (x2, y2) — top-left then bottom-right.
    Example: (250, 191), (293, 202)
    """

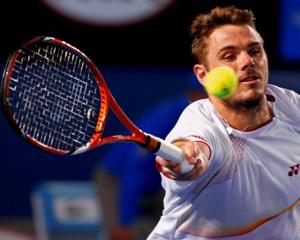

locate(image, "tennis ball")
(205, 66), (238, 99)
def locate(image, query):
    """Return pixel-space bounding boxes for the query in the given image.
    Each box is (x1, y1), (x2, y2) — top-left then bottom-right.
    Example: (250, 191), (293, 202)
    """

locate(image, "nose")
(240, 52), (255, 71)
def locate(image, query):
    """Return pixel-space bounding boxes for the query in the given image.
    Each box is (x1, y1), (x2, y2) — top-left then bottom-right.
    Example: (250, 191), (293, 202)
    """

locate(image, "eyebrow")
(217, 42), (262, 55)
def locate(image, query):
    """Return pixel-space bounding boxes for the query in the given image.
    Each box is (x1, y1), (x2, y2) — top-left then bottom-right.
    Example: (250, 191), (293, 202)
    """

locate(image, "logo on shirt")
(288, 163), (300, 177)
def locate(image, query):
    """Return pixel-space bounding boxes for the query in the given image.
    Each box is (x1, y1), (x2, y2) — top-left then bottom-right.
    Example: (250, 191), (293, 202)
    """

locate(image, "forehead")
(207, 24), (262, 51)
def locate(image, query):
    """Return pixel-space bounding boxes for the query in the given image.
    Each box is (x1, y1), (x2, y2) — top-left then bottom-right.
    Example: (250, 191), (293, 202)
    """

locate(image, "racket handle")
(148, 136), (194, 174)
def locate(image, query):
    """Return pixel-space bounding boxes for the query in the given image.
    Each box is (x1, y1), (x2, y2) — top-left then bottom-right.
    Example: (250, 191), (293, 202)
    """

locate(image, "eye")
(249, 47), (262, 57)
(222, 53), (236, 62)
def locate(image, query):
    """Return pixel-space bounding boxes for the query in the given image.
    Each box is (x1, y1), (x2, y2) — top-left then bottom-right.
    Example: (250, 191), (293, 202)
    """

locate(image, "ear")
(193, 64), (207, 87)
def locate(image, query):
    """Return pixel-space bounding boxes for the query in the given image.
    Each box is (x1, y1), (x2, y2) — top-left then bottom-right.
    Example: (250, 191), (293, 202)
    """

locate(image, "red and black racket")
(1, 36), (192, 173)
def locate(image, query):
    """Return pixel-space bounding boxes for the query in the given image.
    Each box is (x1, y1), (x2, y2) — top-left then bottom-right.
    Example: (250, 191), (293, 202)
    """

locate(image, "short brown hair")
(190, 6), (256, 65)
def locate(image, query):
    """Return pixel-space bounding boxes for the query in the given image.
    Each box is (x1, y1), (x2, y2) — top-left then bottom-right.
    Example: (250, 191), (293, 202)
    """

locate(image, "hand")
(156, 140), (209, 180)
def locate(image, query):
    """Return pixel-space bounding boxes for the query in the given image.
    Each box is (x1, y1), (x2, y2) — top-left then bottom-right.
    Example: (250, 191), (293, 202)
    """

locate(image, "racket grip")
(155, 138), (194, 174)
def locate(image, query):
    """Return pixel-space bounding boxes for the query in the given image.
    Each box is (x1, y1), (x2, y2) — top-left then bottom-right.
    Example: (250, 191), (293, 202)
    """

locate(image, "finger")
(156, 156), (177, 168)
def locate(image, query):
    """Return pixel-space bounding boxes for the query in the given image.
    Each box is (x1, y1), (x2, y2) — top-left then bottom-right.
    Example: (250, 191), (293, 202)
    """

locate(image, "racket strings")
(8, 42), (101, 151)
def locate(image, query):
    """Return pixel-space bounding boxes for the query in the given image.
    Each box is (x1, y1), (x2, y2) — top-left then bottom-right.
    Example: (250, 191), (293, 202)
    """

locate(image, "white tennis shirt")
(147, 84), (300, 240)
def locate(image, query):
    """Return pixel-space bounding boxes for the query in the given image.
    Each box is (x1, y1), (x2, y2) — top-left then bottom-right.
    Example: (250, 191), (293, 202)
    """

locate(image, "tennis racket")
(1, 36), (192, 173)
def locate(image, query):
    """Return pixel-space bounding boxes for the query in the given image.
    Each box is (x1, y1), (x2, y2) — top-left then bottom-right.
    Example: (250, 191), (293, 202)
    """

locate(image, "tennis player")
(148, 6), (300, 239)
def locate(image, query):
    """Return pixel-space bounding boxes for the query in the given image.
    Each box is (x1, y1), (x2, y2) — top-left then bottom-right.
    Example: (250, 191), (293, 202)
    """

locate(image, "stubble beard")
(225, 86), (267, 112)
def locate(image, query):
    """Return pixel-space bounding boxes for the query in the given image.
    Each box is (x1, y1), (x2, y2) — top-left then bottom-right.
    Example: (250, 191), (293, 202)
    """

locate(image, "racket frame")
(1, 37), (154, 154)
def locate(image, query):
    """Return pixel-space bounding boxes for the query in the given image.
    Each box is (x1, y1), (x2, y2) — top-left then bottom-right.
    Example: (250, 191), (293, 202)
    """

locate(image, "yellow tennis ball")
(205, 66), (238, 99)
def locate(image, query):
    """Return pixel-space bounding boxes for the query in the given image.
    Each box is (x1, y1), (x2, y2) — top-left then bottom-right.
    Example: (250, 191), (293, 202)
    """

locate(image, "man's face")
(204, 24), (269, 106)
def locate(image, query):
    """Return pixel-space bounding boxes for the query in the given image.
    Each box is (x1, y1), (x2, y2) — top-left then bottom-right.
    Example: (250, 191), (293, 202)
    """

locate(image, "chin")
(230, 90), (265, 108)
(239, 98), (263, 108)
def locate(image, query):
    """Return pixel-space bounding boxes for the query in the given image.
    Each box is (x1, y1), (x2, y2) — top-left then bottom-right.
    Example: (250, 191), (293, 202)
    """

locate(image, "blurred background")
(1, 0), (300, 239)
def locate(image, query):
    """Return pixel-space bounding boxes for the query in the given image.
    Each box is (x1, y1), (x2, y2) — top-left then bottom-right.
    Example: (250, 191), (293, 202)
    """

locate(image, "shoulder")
(180, 98), (212, 121)
(267, 84), (300, 103)
(267, 84), (300, 119)
(165, 98), (227, 148)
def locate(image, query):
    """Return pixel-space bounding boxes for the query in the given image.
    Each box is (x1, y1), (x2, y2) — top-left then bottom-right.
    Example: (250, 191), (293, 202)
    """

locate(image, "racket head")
(1, 36), (109, 154)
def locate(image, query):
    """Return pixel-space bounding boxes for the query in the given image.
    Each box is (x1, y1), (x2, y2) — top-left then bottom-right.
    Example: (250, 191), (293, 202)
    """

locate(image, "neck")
(211, 96), (273, 131)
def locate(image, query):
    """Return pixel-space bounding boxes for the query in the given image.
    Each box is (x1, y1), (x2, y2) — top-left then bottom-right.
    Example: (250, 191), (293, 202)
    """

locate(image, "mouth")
(239, 74), (260, 84)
